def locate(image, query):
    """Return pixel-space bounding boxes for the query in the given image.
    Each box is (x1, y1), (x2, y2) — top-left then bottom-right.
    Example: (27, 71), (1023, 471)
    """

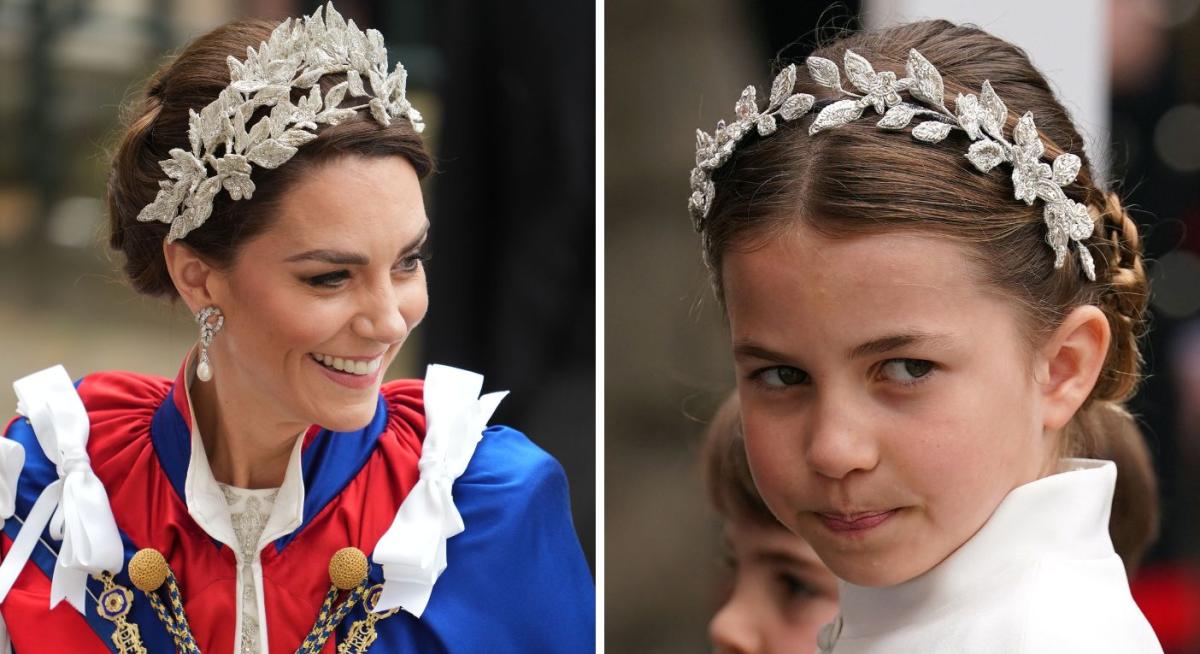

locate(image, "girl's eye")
(879, 358), (935, 384)
(305, 270), (350, 287)
(756, 366), (809, 387)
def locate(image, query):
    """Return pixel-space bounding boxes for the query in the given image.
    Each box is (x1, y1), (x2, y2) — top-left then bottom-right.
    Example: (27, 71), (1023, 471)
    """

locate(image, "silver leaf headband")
(689, 48), (1097, 281)
(137, 2), (424, 243)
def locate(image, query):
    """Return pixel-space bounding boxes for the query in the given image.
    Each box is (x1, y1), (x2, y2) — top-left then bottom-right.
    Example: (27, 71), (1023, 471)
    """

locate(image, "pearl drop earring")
(195, 306), (224, 382)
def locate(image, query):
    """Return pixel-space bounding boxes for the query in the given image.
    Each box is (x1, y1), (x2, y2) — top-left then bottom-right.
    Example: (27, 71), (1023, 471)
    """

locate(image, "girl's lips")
(817, 509), (898, 534)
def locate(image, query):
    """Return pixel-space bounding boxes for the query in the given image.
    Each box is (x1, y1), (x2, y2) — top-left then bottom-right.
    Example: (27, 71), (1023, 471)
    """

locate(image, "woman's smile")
(307, 352), (385, 389)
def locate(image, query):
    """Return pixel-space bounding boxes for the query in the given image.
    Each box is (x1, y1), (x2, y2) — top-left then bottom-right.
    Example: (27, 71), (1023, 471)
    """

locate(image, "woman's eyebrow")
(284, 249), (369, 265)
(847, 331), (951, 359)
(284, 222), (431, 265)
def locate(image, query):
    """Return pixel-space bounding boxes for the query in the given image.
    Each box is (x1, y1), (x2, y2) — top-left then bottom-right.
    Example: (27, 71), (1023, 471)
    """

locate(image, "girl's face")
(723, 224), (1056, 587)
(206, 155), (429, 432)
(709, 519), (839, 654)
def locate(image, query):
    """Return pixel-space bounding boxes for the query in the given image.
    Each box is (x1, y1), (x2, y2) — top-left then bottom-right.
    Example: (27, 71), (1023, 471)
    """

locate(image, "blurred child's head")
(704, 393), (839, 654)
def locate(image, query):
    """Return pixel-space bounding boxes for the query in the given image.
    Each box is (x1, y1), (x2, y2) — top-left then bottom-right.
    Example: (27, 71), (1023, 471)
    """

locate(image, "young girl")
(689, 19), (1163, 653)
(703, 393), (840, 654)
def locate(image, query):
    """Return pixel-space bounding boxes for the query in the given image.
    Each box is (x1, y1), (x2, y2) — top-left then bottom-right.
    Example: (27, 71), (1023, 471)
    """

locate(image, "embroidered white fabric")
(218, 483), (280, 654)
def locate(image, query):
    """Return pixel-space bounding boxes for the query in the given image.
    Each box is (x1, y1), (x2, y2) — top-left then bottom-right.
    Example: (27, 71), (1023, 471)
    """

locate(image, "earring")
(195, 306), (224, 382)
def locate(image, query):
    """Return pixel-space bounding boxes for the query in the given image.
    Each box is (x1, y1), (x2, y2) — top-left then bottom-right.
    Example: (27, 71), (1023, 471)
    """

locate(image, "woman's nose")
(352, 281), (411, 344)
(708, 593), (762, 654)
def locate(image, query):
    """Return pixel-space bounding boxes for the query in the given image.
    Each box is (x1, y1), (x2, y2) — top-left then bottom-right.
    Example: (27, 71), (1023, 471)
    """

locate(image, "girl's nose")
(805, 392), (880, 480)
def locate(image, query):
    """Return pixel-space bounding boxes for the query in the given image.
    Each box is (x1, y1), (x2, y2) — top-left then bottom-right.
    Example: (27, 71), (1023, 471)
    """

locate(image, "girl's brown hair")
(701, 20), (1157, 571)
(107, 18), (432, 299)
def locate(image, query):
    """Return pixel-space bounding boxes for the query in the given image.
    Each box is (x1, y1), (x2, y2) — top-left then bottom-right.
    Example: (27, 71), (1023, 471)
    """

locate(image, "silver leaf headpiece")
(137, 2), (424, 243)
(689, 48), (1097, 281)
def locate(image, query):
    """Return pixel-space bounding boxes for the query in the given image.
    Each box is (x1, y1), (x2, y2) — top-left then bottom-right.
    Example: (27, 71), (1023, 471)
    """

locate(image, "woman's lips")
(817, 509), (898, 534)
(308, 353), (381, 389)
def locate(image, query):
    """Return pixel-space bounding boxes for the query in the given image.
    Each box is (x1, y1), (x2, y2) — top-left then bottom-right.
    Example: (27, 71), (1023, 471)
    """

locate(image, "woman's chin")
(309, 399), (380, 433)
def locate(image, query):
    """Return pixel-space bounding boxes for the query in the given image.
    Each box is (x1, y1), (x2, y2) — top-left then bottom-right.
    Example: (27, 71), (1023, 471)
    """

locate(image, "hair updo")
(107, 18), (433, 299)
(700, 20), (1157, 570)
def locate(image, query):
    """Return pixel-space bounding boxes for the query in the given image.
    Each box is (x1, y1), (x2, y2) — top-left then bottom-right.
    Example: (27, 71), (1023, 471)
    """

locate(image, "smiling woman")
(0, 4), (593, 653)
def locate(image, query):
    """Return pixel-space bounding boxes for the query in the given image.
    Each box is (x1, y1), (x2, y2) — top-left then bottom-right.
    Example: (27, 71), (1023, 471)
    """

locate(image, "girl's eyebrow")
(848, 331), (951, 360)
(732, 342), (792, 363)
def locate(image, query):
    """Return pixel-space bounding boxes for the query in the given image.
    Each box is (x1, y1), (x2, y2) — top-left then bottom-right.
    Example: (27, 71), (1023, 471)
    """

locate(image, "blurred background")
(0, 0), (594, 568)
(606, 0), (1200, 651)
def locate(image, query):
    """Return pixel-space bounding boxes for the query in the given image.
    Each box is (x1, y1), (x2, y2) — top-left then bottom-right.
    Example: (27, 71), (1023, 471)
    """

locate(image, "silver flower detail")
(138, 2), (425, 242)
(688, 64), (815, 228)
(1010, 113), (1052, 204)
(689, 47), (1099, 281)
(844, 50), (910, 114)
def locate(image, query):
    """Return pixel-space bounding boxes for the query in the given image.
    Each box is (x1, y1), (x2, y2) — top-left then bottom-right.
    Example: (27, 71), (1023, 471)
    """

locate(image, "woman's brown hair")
(700, 20), (1157, 573)
(107, 18), (432, 299)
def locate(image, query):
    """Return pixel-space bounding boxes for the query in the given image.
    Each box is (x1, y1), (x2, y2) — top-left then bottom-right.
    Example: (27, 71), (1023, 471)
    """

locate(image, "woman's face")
(709, 519), (840, 654)
(207, 155), (429, 432)
(722, 224), (1056, 587)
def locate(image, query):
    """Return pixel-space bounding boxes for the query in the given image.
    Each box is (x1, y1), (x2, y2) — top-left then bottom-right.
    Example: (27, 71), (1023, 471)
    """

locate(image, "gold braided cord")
(123, 546), (400, 653)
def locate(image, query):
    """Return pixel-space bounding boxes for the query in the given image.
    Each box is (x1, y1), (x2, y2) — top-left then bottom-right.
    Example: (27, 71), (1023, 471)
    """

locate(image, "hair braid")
(1088, 190), (1149, 403)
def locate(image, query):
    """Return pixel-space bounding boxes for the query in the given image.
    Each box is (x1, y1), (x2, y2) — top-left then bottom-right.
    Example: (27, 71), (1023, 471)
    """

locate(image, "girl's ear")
(1034, 305), (1111, 432)
(163, 240), (222, 314)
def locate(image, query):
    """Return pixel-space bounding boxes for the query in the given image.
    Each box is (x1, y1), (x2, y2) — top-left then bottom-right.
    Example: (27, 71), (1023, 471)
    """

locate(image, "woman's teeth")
(311, 353), (382, 376)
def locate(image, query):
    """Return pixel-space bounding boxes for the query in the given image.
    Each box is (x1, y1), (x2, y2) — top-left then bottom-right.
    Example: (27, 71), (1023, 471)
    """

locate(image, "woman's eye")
(756, 366), (808, 387)
(396, 248), (430, 273)
(305, 270), (350, 287)
(880, 358), (935, 384)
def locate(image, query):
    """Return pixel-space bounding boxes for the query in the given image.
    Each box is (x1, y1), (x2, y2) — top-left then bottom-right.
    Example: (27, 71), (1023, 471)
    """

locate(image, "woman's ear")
(163, 240), (219, 314)
(1035, 305), (1111, 432)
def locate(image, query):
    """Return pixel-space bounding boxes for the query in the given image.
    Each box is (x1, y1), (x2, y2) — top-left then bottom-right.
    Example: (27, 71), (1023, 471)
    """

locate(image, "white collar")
(837, 458), (1117, 638)
(179, 347), (306, 551)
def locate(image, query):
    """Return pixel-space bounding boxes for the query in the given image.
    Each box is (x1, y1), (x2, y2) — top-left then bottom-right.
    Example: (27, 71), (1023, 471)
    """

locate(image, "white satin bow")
(0, 366), (123, 614)
(372, 364), (506, 616)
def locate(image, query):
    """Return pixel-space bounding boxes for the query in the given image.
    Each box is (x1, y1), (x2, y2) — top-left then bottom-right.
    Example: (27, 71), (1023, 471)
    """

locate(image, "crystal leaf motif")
(912, 121), (953, 143)
(905, 49), (944, 108)
(877, 103), (917, 130)
(770, 64), (797, 108)
(806, 57), (842, 91)
(137, 1), (425, 243)
(809, 100), (864, 135)
(780, 93), (815, 121)
(843, 50), (876, 95)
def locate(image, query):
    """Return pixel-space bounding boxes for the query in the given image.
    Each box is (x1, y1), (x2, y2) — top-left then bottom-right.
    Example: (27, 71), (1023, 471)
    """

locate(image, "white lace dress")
(218, 482), (280, 654)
